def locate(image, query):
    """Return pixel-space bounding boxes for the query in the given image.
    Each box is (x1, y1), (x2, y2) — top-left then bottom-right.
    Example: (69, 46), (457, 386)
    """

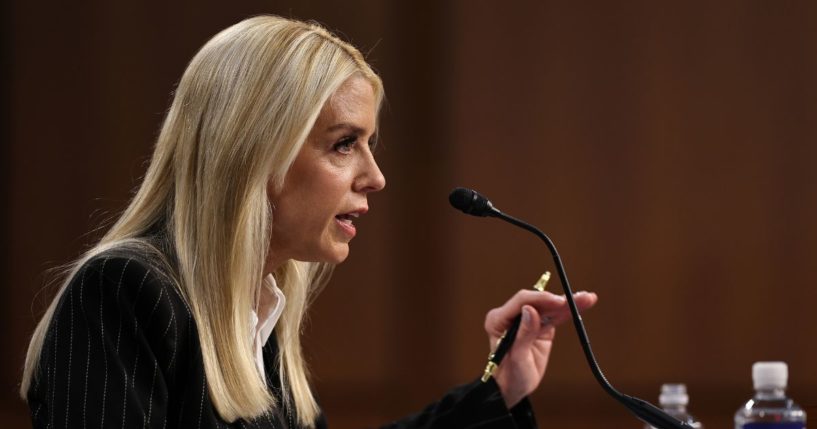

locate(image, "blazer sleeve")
(377, 378), (537, 429)
(29, 256), (183, 429)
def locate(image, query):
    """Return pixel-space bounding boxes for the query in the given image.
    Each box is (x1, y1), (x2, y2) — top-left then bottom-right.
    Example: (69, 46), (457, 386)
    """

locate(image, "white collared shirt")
(249, 274), (286, 380)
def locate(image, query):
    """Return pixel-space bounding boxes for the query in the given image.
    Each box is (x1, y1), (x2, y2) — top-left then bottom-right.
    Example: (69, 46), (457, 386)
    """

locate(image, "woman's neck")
(264, 252), (286, 277)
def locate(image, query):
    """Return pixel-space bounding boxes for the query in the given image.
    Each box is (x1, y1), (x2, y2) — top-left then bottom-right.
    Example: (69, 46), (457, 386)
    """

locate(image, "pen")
(481, 272), (551, 382)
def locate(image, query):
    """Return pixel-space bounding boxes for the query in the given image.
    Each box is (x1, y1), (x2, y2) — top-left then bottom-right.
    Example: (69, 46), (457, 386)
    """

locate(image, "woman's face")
(267, 76), (386, 268)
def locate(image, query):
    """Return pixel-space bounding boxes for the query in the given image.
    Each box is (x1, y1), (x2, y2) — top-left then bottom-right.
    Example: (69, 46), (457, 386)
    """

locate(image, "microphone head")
(449, 187), (497, 217)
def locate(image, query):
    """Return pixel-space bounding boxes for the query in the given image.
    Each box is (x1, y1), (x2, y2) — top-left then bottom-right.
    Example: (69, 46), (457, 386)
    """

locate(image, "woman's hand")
(484, 289), (598, 408)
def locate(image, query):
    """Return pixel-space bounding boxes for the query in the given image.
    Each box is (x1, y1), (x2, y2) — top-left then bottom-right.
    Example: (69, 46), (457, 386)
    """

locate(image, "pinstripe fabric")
(27, 252), (538, 429)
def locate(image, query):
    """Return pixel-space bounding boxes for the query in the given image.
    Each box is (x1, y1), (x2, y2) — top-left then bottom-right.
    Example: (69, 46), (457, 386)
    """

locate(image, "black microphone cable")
(449, 187), (695, 429)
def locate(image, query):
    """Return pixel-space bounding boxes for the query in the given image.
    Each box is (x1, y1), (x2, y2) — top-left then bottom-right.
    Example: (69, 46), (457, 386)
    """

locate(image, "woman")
(21, 15), (597, 428)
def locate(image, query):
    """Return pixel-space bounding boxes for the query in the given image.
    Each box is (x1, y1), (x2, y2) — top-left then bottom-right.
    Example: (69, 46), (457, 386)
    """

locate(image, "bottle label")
(741, 424), (805, 429)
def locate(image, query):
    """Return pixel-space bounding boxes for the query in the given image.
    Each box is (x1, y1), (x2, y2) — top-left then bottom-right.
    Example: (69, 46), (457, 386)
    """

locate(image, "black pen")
(481, 272), (551, 382)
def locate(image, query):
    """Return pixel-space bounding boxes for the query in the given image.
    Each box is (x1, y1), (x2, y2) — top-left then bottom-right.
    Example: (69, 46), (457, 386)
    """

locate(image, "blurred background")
(4, 1), (817, 428)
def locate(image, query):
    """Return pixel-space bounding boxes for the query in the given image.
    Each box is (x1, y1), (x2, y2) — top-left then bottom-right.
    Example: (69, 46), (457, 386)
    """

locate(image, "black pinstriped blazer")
(27, 252), (537, 428)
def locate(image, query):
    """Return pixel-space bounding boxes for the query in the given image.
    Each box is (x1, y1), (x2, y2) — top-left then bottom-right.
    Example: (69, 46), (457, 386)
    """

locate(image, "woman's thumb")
(516, 305), (540, 347)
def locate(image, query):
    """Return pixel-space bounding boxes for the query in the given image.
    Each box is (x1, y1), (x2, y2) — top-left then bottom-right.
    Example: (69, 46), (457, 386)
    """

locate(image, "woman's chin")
(310, 244), (349, 265)
(328, 245), (350, 264)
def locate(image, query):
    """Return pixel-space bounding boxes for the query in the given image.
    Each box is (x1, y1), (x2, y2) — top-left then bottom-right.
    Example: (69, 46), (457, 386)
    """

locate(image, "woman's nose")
(354, 154), (386, 193)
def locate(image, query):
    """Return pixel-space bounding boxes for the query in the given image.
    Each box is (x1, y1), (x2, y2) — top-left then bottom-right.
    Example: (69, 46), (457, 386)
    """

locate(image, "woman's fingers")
(484, 291), (565, 335)
(486, 290), (599, 408)
(543, 291), (598, 326)
(485, 290), (598, 337)
(515, 305), (553, 348)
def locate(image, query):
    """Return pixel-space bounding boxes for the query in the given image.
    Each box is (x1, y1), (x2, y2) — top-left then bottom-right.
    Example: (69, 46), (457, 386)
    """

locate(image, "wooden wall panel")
(5, 1), (817, 428)
(447, 1), (817, 427)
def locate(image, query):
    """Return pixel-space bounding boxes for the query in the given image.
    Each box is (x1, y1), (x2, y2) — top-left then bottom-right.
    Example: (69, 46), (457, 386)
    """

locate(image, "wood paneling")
(5, 1), (817, 428)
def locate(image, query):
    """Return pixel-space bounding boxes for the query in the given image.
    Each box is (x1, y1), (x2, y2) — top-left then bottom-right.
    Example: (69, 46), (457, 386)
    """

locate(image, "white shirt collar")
(249, 273), (286, 380)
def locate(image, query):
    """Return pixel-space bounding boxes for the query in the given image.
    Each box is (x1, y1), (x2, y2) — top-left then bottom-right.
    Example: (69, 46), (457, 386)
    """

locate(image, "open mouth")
(335, 212), (359, 226)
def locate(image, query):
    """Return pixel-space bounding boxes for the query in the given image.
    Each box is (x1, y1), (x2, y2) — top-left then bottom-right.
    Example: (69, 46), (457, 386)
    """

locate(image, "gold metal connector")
(533, 271), (551, 291)
(481, 361), (498, 383)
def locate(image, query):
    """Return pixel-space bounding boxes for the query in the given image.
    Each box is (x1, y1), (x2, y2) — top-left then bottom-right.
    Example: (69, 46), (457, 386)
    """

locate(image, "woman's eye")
(333, 137), (356, 154)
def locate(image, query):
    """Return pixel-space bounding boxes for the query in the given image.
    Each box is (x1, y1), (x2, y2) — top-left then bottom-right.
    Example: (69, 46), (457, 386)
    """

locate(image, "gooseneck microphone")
(449, 187), (694, 429)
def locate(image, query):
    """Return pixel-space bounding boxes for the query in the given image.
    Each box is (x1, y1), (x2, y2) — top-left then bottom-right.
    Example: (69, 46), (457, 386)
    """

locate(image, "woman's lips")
(334, 212), (358, 238)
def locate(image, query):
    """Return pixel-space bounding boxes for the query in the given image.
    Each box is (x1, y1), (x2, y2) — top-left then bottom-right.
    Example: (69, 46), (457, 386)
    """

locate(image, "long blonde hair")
(21, 15), (384, 427)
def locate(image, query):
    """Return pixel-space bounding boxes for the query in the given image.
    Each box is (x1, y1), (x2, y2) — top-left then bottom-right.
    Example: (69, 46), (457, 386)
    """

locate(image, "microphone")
(449, 187), (694, 429)
(448, 187), (499, 217)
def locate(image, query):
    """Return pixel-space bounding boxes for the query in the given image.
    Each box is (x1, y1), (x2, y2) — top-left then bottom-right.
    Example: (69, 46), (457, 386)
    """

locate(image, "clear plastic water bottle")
(734, 361), (806, 429)
(643, 383), (703, 429)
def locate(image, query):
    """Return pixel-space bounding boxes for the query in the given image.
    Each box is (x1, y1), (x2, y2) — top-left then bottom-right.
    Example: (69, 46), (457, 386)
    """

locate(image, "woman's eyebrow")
(325, 122), (366, 134)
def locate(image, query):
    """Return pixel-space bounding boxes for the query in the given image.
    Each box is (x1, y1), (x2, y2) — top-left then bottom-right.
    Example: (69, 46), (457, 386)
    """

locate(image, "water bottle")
(643, 383), (703, 429)
(734, 361), (806, 429)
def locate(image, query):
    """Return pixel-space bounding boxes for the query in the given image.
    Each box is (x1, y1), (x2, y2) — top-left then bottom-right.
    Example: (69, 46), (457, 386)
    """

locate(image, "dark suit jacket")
(28, 253), (537, 428)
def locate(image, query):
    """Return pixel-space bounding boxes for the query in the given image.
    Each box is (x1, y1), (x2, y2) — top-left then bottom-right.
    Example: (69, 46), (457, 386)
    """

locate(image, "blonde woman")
(20, 15), (597, 429)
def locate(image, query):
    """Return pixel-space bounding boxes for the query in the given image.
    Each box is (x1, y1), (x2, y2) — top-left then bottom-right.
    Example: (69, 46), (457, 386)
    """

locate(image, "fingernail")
(522, 307), (531, 326)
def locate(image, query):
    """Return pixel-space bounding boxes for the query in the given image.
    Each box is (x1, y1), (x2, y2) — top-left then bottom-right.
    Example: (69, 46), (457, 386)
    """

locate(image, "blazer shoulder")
(30, 250), (197, 428)
(75, 250), (190, 315)
(56, 250), (194, 352)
